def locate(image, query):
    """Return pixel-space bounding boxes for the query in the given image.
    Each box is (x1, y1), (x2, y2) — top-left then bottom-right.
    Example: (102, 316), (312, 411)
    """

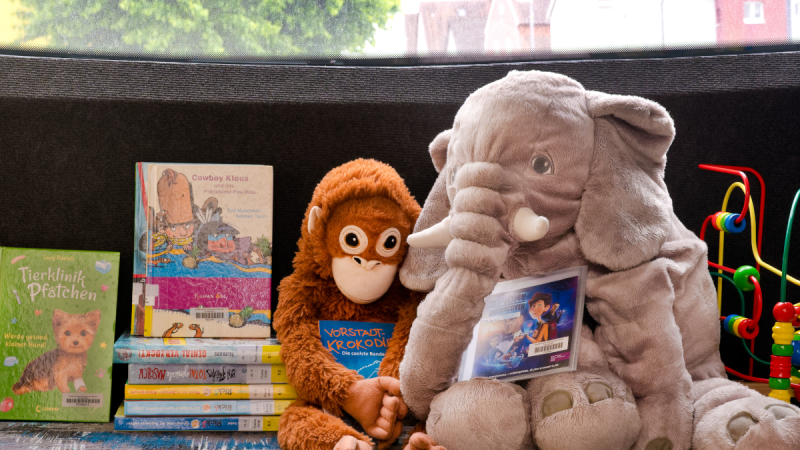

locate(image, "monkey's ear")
(84, 310), (101, 330)
(308, 206), (322, 233)
(52, 309), (67, 328)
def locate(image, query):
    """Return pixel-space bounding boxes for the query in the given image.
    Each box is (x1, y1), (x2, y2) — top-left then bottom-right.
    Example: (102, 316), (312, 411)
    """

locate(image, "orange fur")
(274, 159), (423, 450)
(12, 309), (100, 395)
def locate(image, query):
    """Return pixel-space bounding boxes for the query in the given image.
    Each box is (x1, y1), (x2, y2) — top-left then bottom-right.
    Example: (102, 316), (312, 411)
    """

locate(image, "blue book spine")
(124, 400), (291, 416)
(113, 333), (281, 364)
(115, 414), (279, 431)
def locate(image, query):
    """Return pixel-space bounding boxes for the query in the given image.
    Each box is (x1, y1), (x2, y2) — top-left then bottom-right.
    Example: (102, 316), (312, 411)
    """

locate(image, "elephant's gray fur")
(398, 70), (800, 450)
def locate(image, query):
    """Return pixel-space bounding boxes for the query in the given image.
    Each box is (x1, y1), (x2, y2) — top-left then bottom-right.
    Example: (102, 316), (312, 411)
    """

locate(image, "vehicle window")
(0, 0), (796, 63)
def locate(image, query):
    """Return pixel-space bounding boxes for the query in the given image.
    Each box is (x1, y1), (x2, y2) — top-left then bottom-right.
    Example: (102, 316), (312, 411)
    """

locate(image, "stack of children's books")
(113, 162), (288, 431)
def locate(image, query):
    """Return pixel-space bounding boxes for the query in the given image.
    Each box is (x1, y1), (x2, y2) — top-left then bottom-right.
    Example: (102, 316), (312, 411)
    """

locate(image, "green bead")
(769, 377), (791, 390)
(795, 330), (800, 340)
(793, 366), (800, 378)
(733, 266), (760, 292)
(773, 344), (794, 356)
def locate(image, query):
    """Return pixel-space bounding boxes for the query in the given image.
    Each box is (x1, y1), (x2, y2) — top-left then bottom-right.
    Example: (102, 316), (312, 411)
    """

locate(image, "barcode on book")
(215, 352), (235, 357)
(62, 393), (103, 407)
(529, 337), (569, 356)
(190, 308), (228, 322)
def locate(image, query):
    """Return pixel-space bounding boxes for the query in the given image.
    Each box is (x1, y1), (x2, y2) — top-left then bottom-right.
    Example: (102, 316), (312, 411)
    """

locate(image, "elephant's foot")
(426, 378), (530, 450)
(632, 388), (693, 450)
(405, 432), (447, 450)
(692, 378), (800, 450)
(528, 368), (641, 450)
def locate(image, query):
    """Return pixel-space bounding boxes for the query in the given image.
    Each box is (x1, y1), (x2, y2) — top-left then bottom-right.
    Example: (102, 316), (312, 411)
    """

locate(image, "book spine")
(113, 343), (282, 364)
(128, 364), (288, 384)
(125, 384), (297, 400)
(115, 415), (280, 431)
(124, 400), (291, 416)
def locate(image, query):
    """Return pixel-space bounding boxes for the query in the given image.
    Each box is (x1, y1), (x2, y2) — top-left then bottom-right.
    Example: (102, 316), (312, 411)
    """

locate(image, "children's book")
(318, 321), (395, 379)
(124, 399), (291, 416)
(114, 333), (281, 364)
(128, 363), (287, 384)
(124, 384), (297, 400)
(133, 163), (273, 338)
(115, 405), (280, 431)
(0, 247), (119, 421)
(458, 266), (587, 383)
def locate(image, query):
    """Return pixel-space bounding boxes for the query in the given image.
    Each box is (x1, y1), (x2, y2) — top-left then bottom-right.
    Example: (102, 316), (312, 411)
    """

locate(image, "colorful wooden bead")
(738, 319), (758, 340)
(723, 214), (746, 233)
(770, 355), (793, 379)
(774, 303), (797, 324)
(769, 389), (792, 402)
(770, 377), (791, 390)
(773, 344), (794, 357)
(733, 266), (760, 291)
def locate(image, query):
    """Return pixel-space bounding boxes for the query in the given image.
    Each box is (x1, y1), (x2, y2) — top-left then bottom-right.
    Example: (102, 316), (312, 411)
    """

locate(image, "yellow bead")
(732, 317), (745, 337)
(773, 322), (795, 345)
(792, 376), (800, 385)
(769, 389), (792, 403)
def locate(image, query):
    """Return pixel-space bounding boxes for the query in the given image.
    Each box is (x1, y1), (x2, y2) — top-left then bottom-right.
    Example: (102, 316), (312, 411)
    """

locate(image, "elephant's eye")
(376, 228), (401, 257)
(339, 225), (368, 255)
(532, 155), (553, 175)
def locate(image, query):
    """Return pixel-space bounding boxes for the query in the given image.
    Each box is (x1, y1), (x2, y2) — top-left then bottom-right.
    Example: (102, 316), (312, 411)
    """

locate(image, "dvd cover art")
(132, 163), (273, 337)
(459, 266), (587, 383)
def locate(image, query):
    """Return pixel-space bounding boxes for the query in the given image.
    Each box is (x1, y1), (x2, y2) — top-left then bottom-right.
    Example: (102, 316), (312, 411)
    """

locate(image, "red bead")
(773, 302), (796, 323)
(711, 212), (724, 231)
(738, 319), (759, 340)
(794, 306), (800, 327)
(770, 355), (792, 379)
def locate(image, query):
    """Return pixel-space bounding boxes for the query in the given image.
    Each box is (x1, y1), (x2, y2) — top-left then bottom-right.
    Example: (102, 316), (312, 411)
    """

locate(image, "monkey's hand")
(343, 377), (405, 441)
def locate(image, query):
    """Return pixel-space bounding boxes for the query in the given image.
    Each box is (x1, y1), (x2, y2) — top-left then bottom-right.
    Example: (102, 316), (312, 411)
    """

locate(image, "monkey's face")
(326, 197), (413, 304)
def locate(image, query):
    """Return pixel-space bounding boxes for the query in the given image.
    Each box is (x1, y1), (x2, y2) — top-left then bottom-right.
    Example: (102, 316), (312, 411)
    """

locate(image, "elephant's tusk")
(513, 207), (549, 242)
(407, 216), (454, 248)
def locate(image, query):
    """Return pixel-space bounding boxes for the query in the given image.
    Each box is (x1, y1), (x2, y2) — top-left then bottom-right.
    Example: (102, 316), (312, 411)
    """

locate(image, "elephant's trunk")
(400, 162), (548, 418)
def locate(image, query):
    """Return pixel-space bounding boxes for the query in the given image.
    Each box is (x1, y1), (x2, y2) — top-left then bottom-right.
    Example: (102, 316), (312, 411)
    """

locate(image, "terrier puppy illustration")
(12, 309), (101, 395)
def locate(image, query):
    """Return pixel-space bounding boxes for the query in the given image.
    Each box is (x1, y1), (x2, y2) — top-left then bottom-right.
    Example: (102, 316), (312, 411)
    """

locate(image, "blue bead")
(724, 315), (740, 334)
(724, 214), (746, 234)
(793, 340), (800, 367)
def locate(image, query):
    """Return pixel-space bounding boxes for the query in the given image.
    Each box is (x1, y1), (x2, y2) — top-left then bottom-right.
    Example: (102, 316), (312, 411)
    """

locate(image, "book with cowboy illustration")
(113, 333), (281, 365)
(114, 404), (280, 431)
(124, 399), (292, 416)
(124, 384), (297, 400)
(0, 247), (119, 422)
(128, 363), (288, 384)
(458, 266), (587, 383)
(132, 163), (273, 338)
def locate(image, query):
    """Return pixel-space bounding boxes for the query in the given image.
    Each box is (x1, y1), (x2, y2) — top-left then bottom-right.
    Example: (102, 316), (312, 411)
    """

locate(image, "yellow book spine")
(262, 344), (282, 364)
(125, 384), (298, 400)
(263, 416), (280, 431)
(143, 305), (153, 336)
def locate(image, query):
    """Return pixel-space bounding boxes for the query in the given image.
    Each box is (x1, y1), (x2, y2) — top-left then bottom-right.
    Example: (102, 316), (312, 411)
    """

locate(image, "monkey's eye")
(531, 155), (553, 175)
(170, 226), (176, 231)
(80, 330), (87, 337)
(376, 228), (401, 258)
(184, 224), (191, 229)
(339, 225), (368, 255)
(64, 331), (71, 336)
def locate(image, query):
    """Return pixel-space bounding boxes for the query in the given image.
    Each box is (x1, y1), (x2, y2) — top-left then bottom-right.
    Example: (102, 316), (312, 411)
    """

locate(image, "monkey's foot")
(692, 378), (800, 450)
(333, 435), (372, 450)
(529, 368), (641, 450)
(426, 378), (530, 450)
(404, 433), (447, 450)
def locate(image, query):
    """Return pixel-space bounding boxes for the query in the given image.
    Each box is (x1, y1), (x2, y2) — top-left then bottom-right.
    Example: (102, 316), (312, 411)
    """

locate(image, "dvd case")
(113, 333), (281, 364)
(458, 266), (587, 383)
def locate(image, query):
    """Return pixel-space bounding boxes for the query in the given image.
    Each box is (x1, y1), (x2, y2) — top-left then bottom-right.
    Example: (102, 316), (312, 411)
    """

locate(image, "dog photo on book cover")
(13, 309), (100, 395)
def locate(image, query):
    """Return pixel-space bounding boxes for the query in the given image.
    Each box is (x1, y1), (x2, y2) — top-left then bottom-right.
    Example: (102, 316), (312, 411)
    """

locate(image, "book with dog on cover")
(0, 247), (119, 422)
(128, 363), (288, 384)
(114, 404), (280, 431)
(458, 266), (587, 383)
(113, 333), (281, 365)
(132, 163), (273, 338)
(124, 384), (297, 400)
(124, 399), (292, 416)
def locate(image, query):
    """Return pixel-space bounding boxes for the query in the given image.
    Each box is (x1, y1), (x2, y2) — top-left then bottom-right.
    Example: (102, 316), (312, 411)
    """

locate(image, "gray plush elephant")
(397, 70), (800, 450)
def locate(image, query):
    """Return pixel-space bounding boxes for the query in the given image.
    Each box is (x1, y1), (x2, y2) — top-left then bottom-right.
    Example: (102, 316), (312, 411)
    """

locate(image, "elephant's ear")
(575, 91), (675, 271)
(399, 130), (452, 292)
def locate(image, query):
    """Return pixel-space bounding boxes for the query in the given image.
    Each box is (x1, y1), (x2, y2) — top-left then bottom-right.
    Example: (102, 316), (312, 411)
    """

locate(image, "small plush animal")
(12, 309), (101, 395)
(162, 323), (183, 337)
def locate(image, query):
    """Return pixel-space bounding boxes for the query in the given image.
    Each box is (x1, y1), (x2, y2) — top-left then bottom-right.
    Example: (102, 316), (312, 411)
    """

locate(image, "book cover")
(318, 321), (395, 379)
(128, 363), (287, 384)
(458, 266), (587, 383)
(132, 163), (273, 338)
(124, 399), (291, 416)
(114, 405), (280, 431)
(125, 384), (297, 400)
(113, 333), (281, 364)
(0, 247), (119, 421)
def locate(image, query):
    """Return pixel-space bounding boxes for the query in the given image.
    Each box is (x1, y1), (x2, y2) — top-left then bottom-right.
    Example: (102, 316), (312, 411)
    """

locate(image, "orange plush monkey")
(274, 159), (424, 450)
